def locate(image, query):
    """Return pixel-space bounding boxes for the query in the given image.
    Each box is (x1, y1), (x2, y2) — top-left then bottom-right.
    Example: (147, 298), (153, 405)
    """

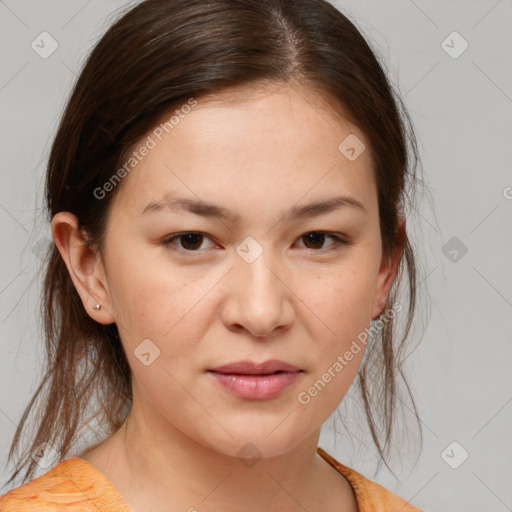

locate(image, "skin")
(52, 82), (405, 512)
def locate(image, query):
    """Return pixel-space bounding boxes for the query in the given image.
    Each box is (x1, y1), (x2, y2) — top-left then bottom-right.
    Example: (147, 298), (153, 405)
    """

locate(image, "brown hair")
(4, 0), (429, 487)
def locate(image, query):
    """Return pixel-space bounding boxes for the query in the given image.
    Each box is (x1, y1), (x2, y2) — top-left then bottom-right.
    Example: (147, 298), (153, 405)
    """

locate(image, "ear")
(51, 211), (115, 325)
(371, 214), (406, 320)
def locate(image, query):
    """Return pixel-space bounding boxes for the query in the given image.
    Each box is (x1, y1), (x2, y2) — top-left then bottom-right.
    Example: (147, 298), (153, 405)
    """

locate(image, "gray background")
(1, 1), (511, 511)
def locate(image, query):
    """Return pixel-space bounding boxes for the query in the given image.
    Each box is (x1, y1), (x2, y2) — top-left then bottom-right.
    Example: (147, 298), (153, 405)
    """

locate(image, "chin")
(196, 419), (313, 462)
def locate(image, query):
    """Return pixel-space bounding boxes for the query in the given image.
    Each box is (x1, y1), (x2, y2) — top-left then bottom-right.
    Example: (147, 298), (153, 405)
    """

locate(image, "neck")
(120, 410), (327, 512)
(81, 383), (358, 512)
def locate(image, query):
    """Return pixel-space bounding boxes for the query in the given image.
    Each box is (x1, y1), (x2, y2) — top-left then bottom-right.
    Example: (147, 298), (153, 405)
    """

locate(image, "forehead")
(110, 83), (376, 221)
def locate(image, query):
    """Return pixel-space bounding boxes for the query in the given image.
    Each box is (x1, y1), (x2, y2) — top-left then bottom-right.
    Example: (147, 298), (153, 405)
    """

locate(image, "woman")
(0, 0), (427, 510)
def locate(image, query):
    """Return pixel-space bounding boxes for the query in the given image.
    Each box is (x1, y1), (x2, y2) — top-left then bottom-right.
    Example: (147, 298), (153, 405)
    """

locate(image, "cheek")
(105, 243), (200, 335)
(105, 248), (224, 388)
(300, 259), (378, 340)
(292, 258), (377, 405)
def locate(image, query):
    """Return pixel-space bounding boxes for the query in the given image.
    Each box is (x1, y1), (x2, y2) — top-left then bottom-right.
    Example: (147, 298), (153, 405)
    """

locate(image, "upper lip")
(209, 360), (303, 375)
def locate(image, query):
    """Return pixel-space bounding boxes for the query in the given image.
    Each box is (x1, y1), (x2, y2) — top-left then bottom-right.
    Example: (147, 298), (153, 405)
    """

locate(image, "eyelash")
(161, 231), (350, 255)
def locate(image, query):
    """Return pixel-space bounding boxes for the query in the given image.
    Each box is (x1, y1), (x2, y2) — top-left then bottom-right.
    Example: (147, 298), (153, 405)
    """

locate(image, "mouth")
(208, 359), (303, 375)
(207, 360), (304, 400)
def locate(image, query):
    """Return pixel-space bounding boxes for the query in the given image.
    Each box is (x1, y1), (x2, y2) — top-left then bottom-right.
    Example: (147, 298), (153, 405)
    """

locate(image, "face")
(90, 83), (396, 459)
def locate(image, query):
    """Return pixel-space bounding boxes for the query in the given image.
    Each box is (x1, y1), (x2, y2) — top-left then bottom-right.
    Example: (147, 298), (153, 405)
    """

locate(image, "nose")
(220, 243), (295, 338)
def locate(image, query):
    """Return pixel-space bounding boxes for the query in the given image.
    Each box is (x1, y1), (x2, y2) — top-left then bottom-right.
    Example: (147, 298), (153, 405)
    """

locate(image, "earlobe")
(51, 212), (115, 325)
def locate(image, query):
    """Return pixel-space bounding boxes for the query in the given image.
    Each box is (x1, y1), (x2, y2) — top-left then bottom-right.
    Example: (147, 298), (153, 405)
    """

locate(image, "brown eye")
(297, 232), (347, 251)
(163, 232), (216, 252)
(162, 230), (348, 255)
(177, 233), (203, 250)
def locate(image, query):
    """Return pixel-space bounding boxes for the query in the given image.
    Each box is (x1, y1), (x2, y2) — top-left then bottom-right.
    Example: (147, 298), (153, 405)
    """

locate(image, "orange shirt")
(0, 446), (425, 511)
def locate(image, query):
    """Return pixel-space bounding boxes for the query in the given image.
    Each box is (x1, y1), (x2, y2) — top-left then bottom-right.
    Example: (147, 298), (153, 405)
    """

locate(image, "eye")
(295, 231), (348, 252)
(163, 232), (217, 253)
(162, 230), (348, 254)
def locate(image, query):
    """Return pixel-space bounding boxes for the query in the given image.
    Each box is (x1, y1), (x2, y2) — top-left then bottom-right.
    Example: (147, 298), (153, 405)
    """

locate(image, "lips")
(209, 359), (302, 375)
(208, 360), (304, 400)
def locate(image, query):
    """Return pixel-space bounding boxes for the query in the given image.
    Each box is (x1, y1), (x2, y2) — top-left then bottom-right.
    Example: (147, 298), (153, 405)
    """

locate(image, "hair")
(4, 0), (430, 487)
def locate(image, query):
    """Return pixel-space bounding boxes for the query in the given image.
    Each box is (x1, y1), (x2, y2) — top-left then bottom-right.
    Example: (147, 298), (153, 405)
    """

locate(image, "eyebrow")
(141, 194), (366, 222)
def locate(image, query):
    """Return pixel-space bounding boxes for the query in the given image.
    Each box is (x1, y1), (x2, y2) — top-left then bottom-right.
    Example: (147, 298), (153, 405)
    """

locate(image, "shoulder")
(317, 447), (427, 512)
(0, 457), (129, 511)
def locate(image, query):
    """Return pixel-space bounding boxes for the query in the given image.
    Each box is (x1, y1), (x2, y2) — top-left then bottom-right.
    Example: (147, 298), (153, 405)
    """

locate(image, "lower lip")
(208, 371), (302, 400)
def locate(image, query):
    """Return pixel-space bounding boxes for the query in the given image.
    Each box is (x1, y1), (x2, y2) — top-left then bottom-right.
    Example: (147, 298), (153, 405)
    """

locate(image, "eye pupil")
(180, 233), (202, 250)
(303, 232), (325, 249)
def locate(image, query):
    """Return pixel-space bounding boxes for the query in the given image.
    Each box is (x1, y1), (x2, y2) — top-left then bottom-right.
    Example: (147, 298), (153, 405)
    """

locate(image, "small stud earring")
(93, 304), (101, 311)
